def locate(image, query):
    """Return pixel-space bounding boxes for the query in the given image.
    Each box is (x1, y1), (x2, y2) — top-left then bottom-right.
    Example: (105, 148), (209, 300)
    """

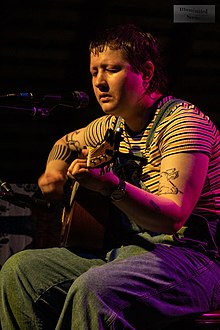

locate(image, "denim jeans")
(1, 236), (220, 330)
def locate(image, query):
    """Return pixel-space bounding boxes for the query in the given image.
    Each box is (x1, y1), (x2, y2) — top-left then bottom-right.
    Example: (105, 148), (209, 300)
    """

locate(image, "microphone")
(41, 91), (89, 109)
(0, 91), (89, 109)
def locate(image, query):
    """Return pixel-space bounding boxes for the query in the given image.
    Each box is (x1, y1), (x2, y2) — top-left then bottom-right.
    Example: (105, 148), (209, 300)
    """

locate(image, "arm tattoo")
(47, 130), (83, 164)
(158, 168), (183, 195)
(65, 131), (82, 153)
(47, 144), (76, 164)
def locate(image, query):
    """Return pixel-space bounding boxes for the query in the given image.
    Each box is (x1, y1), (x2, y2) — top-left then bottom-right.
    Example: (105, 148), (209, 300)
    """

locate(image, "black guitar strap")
(145, 98), (185, 149)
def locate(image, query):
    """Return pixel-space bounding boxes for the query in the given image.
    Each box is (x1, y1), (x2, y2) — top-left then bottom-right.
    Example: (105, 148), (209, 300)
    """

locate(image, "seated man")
(1, 23), (220, 330)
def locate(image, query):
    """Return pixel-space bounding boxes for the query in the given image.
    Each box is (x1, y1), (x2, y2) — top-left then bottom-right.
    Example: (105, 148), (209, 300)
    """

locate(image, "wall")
(0, 0), (219, 184)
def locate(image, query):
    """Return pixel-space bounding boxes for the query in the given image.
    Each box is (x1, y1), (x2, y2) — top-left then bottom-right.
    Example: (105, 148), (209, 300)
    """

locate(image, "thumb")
(81, 147), (88, 158)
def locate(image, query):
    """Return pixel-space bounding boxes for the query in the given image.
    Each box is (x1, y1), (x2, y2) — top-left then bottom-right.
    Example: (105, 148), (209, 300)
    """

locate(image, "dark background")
(0, 0), (219, 184)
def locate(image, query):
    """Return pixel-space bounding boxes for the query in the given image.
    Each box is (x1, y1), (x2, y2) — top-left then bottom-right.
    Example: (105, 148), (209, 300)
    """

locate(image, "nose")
(94, 72), (108, 91)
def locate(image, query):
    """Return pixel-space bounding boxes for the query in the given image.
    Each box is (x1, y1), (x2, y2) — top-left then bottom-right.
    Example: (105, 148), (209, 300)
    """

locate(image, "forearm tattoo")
(158, 168), (183, 195)
(47, 145), (76, 164)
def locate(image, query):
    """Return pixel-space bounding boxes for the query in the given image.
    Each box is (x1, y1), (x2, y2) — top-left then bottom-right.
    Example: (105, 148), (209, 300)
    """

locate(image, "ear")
(143, 61), (154, 82)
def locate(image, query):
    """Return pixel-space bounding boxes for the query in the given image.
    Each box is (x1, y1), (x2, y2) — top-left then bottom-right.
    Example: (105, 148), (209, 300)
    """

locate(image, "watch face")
(110, 178), (126, 201)
(111, 189), (125, 201)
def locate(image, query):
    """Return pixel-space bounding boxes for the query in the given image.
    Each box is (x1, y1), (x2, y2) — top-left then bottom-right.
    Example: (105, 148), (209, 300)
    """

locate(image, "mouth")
(99, 93), (112, 102)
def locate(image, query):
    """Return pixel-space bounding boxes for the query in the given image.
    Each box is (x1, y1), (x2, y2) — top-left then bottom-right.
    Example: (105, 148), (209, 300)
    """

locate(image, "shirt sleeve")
(159, 103), (216, 159)
(84, 115), (117, 148)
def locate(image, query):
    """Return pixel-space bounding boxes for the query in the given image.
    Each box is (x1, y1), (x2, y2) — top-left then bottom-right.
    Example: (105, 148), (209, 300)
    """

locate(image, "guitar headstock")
(86, 142), (115, 173)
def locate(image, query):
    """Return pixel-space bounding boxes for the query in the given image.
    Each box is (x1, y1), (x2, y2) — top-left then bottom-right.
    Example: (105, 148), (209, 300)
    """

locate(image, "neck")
(124, 93), (163, 132)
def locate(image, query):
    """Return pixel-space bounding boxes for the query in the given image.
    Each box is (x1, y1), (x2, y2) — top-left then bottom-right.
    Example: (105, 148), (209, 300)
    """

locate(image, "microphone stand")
(0, 90), (89, 117)
(0, 180), (52, 211)
(0, 105), (50, 117)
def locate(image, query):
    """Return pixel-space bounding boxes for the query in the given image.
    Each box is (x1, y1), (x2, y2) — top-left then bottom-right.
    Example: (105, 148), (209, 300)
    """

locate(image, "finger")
(81, 148), (88, 158)
(68, 158), (87, 170)
(67, 167), (89, 181)
(68, 159), (87, 173)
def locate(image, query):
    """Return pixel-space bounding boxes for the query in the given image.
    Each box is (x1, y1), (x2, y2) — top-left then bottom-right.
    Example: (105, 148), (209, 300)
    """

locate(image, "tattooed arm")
(109, 152), (209, 233)
(38, 127), (86, 201)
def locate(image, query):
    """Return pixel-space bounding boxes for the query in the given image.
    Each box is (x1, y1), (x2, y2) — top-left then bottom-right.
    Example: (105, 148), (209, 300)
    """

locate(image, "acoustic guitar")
(60, 140), (117, 251)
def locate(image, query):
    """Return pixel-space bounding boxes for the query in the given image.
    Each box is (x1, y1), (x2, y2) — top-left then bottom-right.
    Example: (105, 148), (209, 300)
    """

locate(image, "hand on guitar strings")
(67, 151), (120, 197)
(38, 170), (68, 202)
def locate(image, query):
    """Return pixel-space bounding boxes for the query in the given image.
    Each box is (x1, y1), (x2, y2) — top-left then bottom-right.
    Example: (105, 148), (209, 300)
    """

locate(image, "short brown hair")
(89, 24), (170, 95)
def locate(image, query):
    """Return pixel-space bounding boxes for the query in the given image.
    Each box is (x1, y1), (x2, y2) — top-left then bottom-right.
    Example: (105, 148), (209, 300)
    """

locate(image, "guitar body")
(60, 136), (123, 251)
(61, 185), (110, 251)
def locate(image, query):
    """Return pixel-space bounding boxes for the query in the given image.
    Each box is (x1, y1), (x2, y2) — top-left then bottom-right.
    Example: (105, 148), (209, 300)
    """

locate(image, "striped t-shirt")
(84, 96), (220, 218)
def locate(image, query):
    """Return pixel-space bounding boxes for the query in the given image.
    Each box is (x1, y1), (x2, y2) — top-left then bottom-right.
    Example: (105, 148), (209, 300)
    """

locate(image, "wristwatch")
(110, 178), (126, 202)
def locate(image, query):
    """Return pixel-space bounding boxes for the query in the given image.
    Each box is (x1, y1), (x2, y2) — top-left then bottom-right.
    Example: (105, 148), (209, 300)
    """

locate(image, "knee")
(1, 250), (36, 280)
(73, 266), (109, 296)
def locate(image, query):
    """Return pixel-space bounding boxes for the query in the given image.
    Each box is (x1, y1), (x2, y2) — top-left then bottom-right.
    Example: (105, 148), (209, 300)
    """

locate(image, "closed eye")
(91, 70), (98, 77)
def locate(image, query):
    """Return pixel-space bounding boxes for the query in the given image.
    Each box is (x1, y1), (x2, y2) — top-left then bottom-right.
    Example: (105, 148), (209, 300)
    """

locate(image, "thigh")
(1, 247), (106, 302)
(76, 244), (220, 329)
(0, 247), (106, 329)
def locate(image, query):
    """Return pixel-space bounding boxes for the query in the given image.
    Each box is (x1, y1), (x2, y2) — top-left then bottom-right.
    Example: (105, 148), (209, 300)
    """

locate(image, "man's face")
(90, 47), (146, 118)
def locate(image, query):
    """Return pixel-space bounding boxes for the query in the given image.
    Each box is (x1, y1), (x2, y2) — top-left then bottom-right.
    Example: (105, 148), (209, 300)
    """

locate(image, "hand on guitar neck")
(66, 143), (120, 197)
